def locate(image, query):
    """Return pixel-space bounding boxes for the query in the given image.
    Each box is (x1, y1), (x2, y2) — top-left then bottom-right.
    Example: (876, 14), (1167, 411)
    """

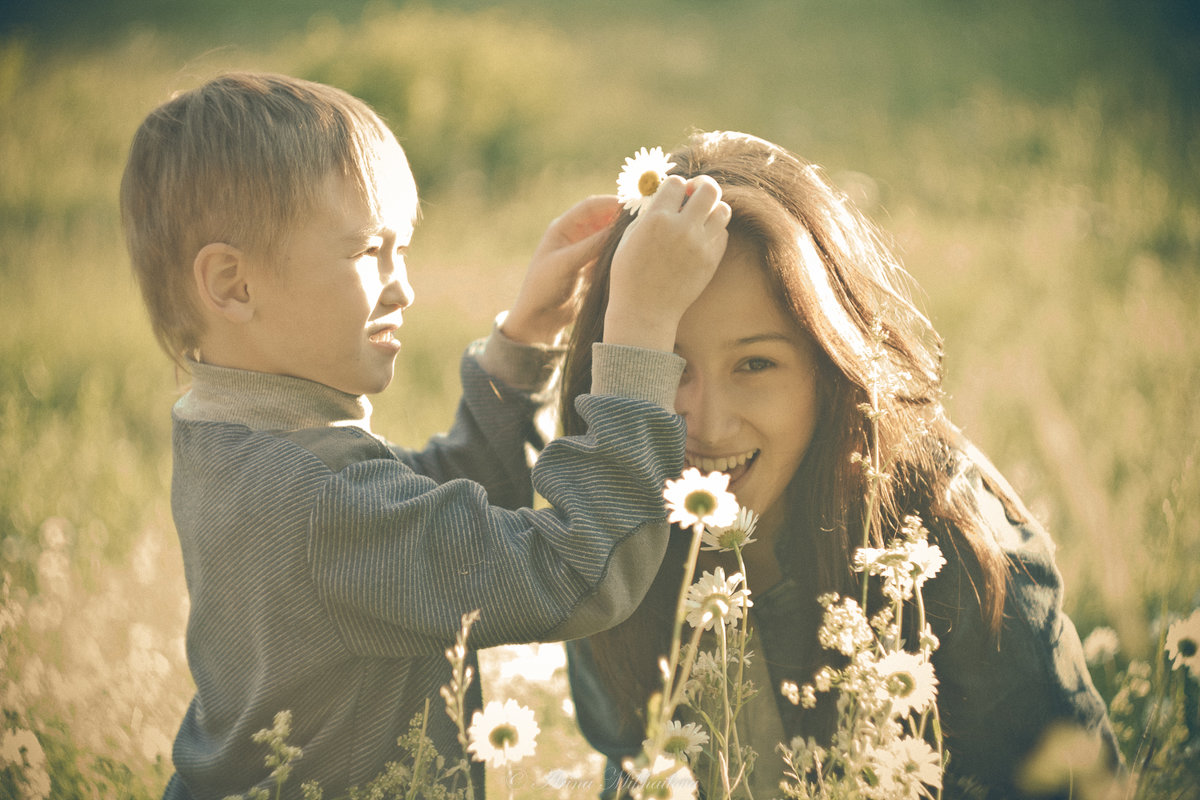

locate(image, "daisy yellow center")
(1181, 638), (1198, 658)
(489, 724), (518, 749)
(684, 489), (717, 517)
(706, 594), (732, 614)
(663, 735), (688, 755)
(638, 170), (662, 197)
(719, 529), (745, 548)
(887, 671), (916, 698)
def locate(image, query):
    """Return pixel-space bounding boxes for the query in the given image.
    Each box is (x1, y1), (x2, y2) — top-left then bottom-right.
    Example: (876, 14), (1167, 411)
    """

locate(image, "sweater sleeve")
(387, 326), (562, 511)
(308, 345), (687, 655)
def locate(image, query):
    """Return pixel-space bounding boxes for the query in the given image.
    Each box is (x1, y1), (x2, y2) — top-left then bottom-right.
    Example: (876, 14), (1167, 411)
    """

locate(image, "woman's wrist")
(601, 307), (678, 353)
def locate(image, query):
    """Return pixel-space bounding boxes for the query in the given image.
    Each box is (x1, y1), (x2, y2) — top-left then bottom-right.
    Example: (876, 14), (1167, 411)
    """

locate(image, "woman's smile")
(686, 448), (760, 486)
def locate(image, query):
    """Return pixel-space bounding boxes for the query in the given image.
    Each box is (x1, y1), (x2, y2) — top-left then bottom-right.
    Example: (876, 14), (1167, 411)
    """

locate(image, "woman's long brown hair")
(562, 132), (1018, 734)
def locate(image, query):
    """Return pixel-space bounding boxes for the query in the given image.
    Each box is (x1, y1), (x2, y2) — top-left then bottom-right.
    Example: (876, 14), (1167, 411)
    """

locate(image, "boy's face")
(245, 167), (418, 396)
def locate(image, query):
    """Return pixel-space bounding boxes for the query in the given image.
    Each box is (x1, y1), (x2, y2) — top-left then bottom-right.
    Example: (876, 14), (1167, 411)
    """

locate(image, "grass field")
(1, 1), (1198, 796)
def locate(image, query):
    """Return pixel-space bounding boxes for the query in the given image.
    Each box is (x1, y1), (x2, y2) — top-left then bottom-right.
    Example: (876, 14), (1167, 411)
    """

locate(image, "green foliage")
(0, 1), (1197, 797)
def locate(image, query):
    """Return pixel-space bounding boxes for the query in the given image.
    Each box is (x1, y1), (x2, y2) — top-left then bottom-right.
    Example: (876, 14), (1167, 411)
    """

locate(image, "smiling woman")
(560, 130), (1120, 799)
(673, 235), (821, 544)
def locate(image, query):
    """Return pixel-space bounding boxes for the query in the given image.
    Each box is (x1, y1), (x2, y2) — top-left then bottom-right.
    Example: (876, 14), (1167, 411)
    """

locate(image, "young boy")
(120, 72), (730, 799)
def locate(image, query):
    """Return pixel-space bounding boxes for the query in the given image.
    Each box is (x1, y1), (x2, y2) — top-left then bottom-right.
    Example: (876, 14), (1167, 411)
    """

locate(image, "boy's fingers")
(553, 224), (610, 270)
(541, 195), (620, 255)
(562, 195), (621, 240)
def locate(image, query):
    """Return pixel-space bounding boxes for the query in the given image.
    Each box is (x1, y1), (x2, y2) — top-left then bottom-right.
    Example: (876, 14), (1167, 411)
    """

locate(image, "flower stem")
(660, 524), (705, 725)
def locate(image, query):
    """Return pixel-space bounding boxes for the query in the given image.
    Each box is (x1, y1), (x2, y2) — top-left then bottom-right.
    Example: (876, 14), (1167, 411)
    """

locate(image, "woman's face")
(674, 235), (821, 538)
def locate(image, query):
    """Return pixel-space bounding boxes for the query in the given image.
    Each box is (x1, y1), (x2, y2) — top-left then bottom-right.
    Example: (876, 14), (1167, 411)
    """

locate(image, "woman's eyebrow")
(733, 332), (797, 346)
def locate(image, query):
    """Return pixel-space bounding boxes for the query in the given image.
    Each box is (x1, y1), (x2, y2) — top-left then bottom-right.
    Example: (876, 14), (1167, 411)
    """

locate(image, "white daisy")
(1082, 626), (1120, 665)
(904, 538), (946, 589)
(663, 468), (739, 530)
(875, 736), (942, 794)
(633, 754), (698, 800)
(1165, 608), (1200, 674)
(466, 698), (539, 768)
(645, 720), (709, 760)
(874, 650), (938, 717)
(685, 567), (752, 631)
(701, 507), (759, 552)
(616, 146), (676, 216)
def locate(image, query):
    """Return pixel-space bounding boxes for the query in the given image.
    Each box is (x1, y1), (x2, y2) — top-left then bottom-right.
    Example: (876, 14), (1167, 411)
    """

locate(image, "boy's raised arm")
(499, 194), (621, 348)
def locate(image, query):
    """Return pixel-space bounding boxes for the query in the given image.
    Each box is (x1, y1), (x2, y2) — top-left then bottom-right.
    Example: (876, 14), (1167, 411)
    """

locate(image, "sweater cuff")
(590, 343), (685, 411)
(474, 312), (567, 394)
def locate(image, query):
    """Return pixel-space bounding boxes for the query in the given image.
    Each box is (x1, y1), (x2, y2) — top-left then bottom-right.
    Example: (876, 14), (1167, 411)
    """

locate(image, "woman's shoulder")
(941, 435), (1057, 566)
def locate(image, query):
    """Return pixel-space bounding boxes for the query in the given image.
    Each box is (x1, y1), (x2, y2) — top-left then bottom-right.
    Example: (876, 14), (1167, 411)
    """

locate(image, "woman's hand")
(603, 175), (731, 352)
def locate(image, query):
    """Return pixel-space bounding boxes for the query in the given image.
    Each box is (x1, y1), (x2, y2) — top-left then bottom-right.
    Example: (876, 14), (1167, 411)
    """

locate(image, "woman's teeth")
(688, 449), (759, 474)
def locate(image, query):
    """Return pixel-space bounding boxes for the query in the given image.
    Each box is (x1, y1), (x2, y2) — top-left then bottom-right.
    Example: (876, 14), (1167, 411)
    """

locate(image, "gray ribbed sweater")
(162, 335), (685, 800)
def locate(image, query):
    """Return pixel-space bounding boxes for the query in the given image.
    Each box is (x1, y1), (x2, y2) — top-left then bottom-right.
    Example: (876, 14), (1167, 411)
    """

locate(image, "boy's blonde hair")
(120, 71), (410, 362)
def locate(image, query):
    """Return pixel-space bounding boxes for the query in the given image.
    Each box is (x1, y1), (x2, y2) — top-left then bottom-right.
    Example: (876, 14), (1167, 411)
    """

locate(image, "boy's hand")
(501, 195), (622, 347)
(604, 175), (731, 352)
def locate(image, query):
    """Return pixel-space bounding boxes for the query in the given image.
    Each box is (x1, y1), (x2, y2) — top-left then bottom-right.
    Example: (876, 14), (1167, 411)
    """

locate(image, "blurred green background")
(1, 0), (1198, 795)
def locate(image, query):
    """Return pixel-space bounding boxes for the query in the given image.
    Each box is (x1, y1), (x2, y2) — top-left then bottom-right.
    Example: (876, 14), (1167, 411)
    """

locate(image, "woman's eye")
(740, 357), (776, 373)
(364, 245), (381, 257)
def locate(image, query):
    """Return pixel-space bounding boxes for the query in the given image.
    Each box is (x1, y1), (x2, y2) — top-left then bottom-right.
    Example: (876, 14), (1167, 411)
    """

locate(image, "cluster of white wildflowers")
(854, 516), (947, 611)
(777, 519), (945, 800)
(627, 466), (751, 800)
(770, 313), (946, 799)
(647, 463), (949, 800)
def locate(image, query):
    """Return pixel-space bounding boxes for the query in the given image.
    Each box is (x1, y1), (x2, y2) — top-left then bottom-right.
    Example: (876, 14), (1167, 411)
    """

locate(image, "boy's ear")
(194, 242), (254, 323)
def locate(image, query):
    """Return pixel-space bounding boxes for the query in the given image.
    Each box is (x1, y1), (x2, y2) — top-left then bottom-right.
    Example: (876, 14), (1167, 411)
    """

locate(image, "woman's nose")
(675, 374), (737, 442)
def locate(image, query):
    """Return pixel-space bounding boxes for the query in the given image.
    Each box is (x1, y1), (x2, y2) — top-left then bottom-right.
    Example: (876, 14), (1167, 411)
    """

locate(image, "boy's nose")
(382, 262), (415, 309)
(675, 375), (737, 443)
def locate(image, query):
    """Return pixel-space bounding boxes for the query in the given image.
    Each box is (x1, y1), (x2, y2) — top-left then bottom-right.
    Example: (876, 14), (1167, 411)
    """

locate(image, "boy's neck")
(177, 359), (374, 433)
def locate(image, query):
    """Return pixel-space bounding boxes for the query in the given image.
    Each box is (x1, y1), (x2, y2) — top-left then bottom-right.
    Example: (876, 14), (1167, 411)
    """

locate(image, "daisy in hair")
(616, 146), (676, 216)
